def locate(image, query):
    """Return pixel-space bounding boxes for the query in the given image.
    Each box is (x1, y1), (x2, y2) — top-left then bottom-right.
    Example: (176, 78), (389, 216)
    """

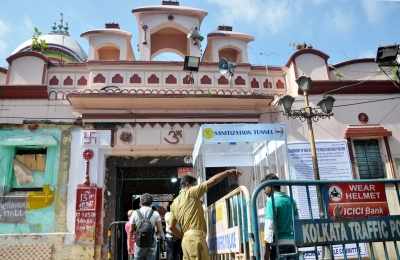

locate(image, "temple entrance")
(104, 156), (189, 260)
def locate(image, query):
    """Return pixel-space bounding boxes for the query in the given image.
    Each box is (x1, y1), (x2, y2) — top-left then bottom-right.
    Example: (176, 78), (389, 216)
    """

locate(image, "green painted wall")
(0, 128), (61, 233)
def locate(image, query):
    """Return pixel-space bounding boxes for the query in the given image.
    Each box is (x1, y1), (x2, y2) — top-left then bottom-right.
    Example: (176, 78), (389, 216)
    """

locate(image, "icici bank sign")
(325, 183), (389, 219)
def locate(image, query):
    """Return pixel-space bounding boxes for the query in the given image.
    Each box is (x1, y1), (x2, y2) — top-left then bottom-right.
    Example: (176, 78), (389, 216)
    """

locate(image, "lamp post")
(278, 76), (335, 181)
(279, 76), (335, 259)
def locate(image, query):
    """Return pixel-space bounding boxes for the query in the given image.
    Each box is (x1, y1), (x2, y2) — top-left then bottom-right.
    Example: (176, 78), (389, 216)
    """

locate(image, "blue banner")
(295, 215), (400, 246)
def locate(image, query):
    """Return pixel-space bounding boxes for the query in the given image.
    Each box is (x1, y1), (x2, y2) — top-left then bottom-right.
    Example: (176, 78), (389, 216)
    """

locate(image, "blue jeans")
(134, 244), (156, 260)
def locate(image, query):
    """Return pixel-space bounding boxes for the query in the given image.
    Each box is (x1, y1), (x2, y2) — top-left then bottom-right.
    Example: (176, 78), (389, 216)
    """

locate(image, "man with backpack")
(129, 193), (164, 260)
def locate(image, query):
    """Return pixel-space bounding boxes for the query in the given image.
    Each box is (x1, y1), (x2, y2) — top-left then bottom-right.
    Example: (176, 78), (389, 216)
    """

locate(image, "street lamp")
(278, 75), (335, 181)
(278, 76), (335, 258)
(376, 45), (400, 82)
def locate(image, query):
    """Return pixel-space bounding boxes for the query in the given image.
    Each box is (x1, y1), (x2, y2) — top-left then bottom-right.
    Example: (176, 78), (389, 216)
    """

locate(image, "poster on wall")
(75, 186), (102, 244)
(287, 140), (367, 259)
(0, 197), (26, 223)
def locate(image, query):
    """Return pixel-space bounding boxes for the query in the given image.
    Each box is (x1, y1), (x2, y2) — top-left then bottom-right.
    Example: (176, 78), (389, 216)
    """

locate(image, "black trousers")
(267, 244), (298, 260)
(166, 238), (182, 260)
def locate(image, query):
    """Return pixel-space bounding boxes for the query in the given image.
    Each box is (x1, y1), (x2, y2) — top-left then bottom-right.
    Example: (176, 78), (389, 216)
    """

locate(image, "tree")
(31, 27), (48, 53)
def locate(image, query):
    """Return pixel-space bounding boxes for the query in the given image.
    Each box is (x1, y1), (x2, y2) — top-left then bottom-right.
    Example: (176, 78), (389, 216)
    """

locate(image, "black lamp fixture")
(376, 44), (400, 83)
(317, 96), (335, 114)
(183, 56), (200, 72)
(376, 45), (400, 67)
(278, 95), (295, 114)
(296, 75), (312, 92)
(277, 75), (335, 184)
(278, 76), (335, 121)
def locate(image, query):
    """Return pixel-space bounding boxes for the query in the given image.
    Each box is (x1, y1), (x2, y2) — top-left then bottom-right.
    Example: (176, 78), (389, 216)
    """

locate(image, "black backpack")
(135, 209), (155, 248)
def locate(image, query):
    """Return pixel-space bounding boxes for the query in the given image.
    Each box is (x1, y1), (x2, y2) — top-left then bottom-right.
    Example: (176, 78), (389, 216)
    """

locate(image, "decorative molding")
(78, 76), (87, 86)
(251, 78), (259, 88)
(93, 73), (106, 83)
(235, 76), (246, 85)
(63, 76), (73, 86)
(183, 75), (193, 85)
(276, 79), (285, 89)
(345, 126), (392, 138)
(130, 74), (141, 84)
(200, 75), (212, 85)
(358, 113), (369, 124)
(218, 76), (229, 85)
(148, 74), (159, 84)
(112, 74), (123, 84)
(49, 76), (59, 86)
(165, 74), (177, 84)
(263, 78), (272, 88)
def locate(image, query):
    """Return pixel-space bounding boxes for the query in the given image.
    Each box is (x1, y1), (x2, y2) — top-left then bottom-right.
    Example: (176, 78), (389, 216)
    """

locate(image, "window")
(12, 147), (47, 191)
(353, 139), (385, 179)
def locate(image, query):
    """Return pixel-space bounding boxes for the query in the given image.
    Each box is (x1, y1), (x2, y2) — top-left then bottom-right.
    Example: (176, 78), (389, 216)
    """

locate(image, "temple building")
(0, 1), (399, 259)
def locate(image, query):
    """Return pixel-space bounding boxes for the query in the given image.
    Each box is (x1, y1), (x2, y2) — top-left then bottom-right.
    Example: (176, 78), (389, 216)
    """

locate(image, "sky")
(0, 0), (399, 67)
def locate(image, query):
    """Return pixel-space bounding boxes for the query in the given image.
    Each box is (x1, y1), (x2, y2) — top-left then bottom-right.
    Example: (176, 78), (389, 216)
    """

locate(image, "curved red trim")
(332, 58), (375, 69)
(0, 85), (48, 99)
(300, 80), (400, 95)
(286, 48), (329, 67)
(7, 51), (51, 64)
(345, 126), (392, 138)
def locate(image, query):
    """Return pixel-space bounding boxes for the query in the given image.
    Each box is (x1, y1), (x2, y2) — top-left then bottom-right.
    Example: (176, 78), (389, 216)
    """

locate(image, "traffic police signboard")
(325, 183), (389, 219)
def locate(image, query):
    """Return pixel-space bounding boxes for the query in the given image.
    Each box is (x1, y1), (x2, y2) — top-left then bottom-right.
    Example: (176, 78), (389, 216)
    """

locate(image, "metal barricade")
(250, 179), (400, 260)
(207, 186), (253, 260)
(107, 221), (128, 260)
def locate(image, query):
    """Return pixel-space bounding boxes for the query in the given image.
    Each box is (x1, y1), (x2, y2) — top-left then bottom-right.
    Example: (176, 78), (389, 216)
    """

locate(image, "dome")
(11, 34), (87, 63)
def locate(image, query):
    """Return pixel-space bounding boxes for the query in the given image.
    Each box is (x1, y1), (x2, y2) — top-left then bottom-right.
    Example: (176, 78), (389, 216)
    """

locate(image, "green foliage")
(31, 27), (48, 53)
(392, 66), (400, 82)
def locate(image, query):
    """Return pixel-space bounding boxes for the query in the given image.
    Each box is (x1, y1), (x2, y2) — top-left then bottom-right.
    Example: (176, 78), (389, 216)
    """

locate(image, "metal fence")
(107, 221), (128, 260)
(250, 179), (400, 260)
(207, 186), (252, 260)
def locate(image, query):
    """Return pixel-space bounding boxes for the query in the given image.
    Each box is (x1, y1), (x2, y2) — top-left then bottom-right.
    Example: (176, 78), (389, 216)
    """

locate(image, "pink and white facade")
(0, 0), (399, 259)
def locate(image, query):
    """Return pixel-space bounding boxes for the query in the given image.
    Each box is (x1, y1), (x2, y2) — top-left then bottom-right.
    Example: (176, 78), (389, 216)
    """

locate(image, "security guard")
(170, 169), (241, 260)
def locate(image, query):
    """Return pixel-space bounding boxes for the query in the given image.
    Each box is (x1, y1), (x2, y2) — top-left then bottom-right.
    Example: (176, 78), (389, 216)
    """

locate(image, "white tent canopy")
(193, 123), (288, 168)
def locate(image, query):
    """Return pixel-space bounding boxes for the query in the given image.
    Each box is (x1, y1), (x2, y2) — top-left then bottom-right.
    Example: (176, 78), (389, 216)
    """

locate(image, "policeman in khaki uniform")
(170, 169), (241, 260)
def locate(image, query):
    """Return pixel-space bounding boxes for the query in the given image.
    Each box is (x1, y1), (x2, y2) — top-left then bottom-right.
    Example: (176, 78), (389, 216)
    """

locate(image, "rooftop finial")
(50, 12), (70, 36)
(162, 0), (179, 6)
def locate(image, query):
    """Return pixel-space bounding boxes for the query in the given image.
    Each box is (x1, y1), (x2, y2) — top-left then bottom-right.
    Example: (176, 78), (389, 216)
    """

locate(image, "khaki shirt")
(171, 182), (208, 234)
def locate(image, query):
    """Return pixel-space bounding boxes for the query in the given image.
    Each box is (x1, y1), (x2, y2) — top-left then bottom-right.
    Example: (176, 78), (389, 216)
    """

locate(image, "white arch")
(151, 48), (185, 61)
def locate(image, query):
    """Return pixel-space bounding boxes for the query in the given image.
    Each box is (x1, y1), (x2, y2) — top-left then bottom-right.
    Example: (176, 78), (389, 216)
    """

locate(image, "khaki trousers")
(182, 230), (210, 260)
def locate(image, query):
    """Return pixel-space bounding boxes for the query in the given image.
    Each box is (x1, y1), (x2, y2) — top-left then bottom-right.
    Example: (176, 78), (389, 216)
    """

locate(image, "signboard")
(81, 130), (111, 147)
(325, 183), (389, 219)
(295, 216), (400, 247)
(288, 141), (368, 258)
(177, 167), (193, 177)
(201, 123), (286, 143)
(208, 200), (241, 254)
(0, 197), (26, 223)
(152, 194), (173, 202)
(288, 141), (353, 219)
(208, 227), (240, 253)
(75, 185), (102, 243)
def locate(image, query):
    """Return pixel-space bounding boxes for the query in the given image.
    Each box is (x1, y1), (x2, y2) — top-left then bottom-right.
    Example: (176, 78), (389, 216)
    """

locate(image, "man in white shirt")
(129, 193), (164, 260)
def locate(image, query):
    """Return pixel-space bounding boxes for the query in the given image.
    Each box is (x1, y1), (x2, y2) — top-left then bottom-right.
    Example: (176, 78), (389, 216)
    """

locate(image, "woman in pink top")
(125, 210), (136, 259)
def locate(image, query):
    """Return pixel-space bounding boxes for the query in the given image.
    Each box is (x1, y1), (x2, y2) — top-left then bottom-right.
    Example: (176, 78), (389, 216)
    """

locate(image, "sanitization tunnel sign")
(325, 183), (389, 219)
